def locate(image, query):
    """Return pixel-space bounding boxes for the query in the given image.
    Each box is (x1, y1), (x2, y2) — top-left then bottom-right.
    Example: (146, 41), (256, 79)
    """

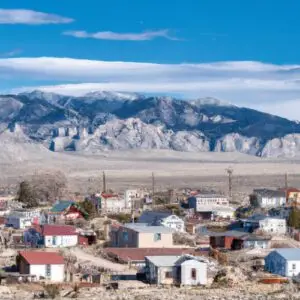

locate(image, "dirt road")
(68, 247), (135, 273)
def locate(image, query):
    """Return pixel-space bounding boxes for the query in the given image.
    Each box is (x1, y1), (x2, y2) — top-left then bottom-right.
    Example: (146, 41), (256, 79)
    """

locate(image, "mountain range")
(1, 90), (300, 158)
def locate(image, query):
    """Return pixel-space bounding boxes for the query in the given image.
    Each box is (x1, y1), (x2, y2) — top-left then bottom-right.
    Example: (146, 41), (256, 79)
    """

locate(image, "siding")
(30, 264), (64, 282)
(44, 235), (78, 248)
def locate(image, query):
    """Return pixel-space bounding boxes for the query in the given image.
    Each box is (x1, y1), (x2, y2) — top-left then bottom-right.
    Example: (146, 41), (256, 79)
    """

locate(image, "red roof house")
(17, 251), (65, 281)
(42, 225), (78, 248)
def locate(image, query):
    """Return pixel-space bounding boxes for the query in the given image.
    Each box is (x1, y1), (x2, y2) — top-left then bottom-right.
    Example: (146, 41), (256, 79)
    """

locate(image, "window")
(154, 233), (161, 241)
(292, 264), (296, 270)
(122, 232), (129, 241)
(52, 236), (57, 245)
(191, 268), (197, 280)
(46, 265), (51, 277)
(165, 271), (173, 278)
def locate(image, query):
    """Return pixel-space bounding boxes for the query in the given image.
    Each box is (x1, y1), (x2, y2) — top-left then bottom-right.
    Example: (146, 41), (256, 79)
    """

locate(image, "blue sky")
(1, 0), (300, 119)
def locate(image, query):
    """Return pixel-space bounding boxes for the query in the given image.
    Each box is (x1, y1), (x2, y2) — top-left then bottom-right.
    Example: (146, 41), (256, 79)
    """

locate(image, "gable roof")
(146, 255), (180, 267)
(42, 224), (77, 236)
(138, 211), (172, 224)
(104, 248), (202, 262)
(19, 251), (64, 265)
(273, 248), (300, 261)
(253, 189), (285, 198)
(123, 223), (174, 233)
(50, 201), (74, 213)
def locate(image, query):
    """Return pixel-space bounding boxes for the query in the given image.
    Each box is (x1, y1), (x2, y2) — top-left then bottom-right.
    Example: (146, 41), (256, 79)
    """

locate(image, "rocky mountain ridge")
(0, 90), (300, 158)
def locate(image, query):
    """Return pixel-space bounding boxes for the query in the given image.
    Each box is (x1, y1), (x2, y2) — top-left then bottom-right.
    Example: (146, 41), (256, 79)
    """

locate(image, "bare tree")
(16, 171), (68, 207)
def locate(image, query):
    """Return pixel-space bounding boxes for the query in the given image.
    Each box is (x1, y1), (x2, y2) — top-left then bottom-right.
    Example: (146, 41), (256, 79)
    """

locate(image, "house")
(209, 231), (247, 250)
(265, 248), (300, 277)
(42, 225), (78, 248)
(243, 214), (287, 235)
(138, 211), (185, 232)
(280, 188), (300, 207)
(103, 248), (204, 268)
(188, 193), (229, 211)
(145, 255), (207, 285)
(209, 230), (271, 250)
(48, 201), (88, 223)
(110, 223), (174, 248)
(211, 206), (235, 220)
(250, 189), (286, 208)
(99, 193), (128, 214)
(241, 235), (271, 249)
(6, 209), (41, 229)
(17, 251), (65, 282)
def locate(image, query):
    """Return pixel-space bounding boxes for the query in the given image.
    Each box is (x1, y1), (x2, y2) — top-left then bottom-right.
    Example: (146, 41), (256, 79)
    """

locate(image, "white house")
(42, 225), (78, 248)
(211, 206), (235, 220)
(138, 211), (185, 232)
(188, 193), (229, 212)
(244, 215), (287, 235)
(18, 251), (65, 282)
(265, 248), (300, 277)
(145, 255), (208, 285)
(251, 189), (286, 208)
(6, 209), (41, 229)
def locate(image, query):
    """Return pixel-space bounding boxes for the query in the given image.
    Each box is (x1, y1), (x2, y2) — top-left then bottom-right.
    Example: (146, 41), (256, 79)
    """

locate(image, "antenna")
(226, 167), (234, 199)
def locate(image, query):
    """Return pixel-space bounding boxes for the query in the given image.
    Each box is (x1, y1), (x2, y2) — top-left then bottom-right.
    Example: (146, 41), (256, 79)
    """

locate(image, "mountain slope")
(0, 90), (299, 158)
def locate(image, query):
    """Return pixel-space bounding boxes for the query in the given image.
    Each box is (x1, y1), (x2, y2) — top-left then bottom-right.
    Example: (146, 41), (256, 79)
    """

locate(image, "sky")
(1, 0), (300, 119)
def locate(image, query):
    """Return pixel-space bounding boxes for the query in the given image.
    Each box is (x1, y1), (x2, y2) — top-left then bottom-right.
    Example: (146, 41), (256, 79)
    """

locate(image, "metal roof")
(145, 255), (181, 267)
(50, 200), (74, 213)
(273, 248), (300, 261)
(207, 230), (248, 238)
(124, 223), (174, 233)
(138, 211), (172, 224)
(253, 189), (285, 198)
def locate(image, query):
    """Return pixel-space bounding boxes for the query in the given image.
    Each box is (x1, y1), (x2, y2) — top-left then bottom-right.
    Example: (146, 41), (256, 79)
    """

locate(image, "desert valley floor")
(1, 149), (300, 199)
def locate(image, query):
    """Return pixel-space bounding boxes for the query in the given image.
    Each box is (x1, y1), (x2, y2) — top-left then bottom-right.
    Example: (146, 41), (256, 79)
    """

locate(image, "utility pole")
(102, 171), (107, 215)
(102, 171), (107, 193)
(285, 173), (288, 190)
(152, 172), (155, 208)
(226, 167), (233, 199)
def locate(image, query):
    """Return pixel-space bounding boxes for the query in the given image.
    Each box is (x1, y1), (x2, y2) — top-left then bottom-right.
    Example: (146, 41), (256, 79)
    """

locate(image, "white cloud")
(0, 9), (73, 25)
(0, 49), (22, 57)
(2, 56), (300, 119)
(63, 29), (178, 41)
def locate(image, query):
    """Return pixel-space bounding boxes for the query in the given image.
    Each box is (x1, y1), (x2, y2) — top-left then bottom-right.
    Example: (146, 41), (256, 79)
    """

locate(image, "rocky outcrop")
(1, 91), (300, 158)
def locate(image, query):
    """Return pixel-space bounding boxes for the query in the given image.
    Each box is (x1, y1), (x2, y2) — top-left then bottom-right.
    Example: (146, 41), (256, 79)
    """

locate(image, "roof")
(273, 248), (300, 261)
(101, 193), (119, 199)
(50, 201), (74, 213)
(138, 211), (172, 224)
(42, 224), (77, 236)
(19, 251), (64, 265)
(145, 255), (181, 267)
(242, 235), (271, 241)
(253, 189), (285, 198)
(245, 214), (285, 222)
(104, 248), (204, 262)
(123, 223), (174, 233)
(195, 205), (235, 213)
(278, 187), (300, 193)
(192, 194), (227, 199)
(207, 230), (248, 238)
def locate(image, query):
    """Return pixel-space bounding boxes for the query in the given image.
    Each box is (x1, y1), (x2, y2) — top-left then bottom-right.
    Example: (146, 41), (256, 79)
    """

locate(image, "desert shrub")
(44, 284), (60, 299)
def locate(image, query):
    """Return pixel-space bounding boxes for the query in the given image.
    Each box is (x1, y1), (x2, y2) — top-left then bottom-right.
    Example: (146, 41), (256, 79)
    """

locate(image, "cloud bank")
(63, 29), (178, 41)
(1, 57), (300, 119)
(0, 9), (73, 25)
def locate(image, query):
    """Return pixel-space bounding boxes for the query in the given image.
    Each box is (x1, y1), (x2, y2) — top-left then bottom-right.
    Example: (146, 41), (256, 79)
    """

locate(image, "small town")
(0, 171), (299, 299)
